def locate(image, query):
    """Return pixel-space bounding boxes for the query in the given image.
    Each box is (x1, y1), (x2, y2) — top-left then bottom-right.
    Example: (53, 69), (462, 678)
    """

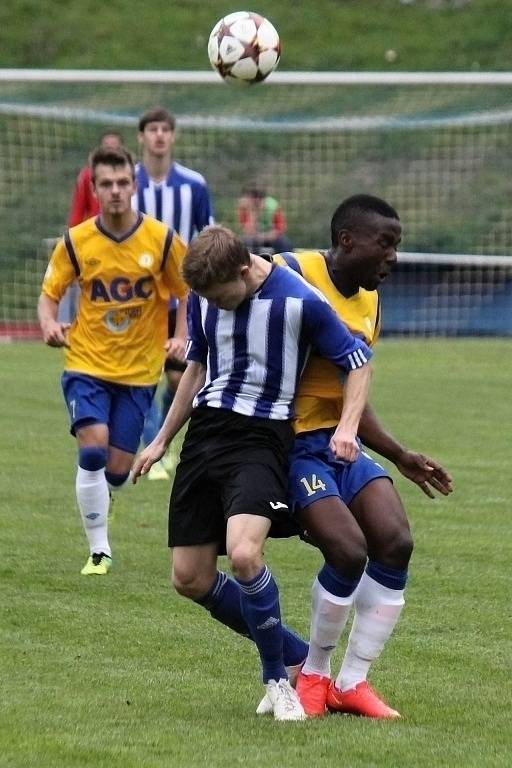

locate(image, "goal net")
(1, 70), (511, 338)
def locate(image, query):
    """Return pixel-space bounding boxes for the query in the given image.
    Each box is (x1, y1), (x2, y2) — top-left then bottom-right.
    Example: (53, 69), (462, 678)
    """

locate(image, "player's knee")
(171, 564), (209, 600)
(374, 528), (414, 570)
(227, 541), (262, 581)
(324, 529), (367, 579)
(105, 470), (131, 492)
(78, 446), (107, 471)
(392, 529), (414, 567)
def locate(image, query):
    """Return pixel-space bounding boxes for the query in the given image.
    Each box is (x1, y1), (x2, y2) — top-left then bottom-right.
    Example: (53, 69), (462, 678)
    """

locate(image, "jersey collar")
(95, 212), (144, 243)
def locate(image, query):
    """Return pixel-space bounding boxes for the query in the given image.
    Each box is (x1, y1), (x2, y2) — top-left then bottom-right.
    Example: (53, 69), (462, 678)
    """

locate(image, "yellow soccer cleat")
(161, 450), (177, 475)
(147, 459), (170, 481)
(81, 553), (112, 576)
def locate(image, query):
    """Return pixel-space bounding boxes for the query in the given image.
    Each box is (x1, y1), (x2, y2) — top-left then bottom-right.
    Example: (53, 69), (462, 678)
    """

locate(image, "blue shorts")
(61, 372), (156, 454)
(289, 429), (391, 513)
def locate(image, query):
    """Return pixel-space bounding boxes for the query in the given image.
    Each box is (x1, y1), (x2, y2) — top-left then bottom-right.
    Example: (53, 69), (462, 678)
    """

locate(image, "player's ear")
(339, 229), (353, 250)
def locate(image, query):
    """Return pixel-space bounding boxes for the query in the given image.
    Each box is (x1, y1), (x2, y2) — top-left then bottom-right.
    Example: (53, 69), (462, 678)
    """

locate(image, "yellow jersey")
(42, 214), (188, 385)
(274, 251), (380, 434)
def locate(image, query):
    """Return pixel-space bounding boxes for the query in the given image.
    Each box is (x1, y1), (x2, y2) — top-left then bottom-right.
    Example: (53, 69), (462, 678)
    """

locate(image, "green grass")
(0, 0), (510, 71)
(1, 339), (511, 767)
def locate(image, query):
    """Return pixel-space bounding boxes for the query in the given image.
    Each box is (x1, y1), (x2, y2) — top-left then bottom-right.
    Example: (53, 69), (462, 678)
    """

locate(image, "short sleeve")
(185, 293), (208, 365)
(162, 229), (189, 299)
(302, 297), (372, 373)
(193, 184), (214, 232)
(41, 237), (77, 302)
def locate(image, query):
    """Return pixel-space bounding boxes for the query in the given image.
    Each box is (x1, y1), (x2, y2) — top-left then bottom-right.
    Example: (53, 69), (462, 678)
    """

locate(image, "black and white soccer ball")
(208, 11), (281, 84)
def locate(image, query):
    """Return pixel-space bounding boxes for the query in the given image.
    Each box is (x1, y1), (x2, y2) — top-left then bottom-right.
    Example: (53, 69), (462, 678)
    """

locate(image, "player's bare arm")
(358, 403), (453, 498)
(37, 292), (71, 348)
(132, 360), (206, 482)
(329, 363), (372, 462)
(164, 294), (188, 363)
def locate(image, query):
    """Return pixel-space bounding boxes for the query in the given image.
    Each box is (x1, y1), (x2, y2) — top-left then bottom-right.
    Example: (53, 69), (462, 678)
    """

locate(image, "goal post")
(1, 69), (511, 338)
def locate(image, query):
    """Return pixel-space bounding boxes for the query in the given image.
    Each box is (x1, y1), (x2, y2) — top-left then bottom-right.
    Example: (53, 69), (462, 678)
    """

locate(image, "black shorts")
(168, 406), (300, 548)
(165, 306), (187, 373)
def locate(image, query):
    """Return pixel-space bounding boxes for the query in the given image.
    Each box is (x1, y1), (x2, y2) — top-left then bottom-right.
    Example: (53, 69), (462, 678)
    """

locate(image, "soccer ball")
(208, 11), (281, 84)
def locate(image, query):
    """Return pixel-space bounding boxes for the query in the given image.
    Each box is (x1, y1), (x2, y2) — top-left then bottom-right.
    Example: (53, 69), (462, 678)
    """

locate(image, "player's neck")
(99, 209), (139, 238)
(246, 254), (272, 294)
(143, 153), (172, 183)
(325, 250), (359, 298)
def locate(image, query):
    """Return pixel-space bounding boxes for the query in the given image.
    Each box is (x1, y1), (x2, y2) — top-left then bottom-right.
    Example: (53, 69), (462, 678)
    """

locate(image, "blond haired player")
(38, 146), (188, 575)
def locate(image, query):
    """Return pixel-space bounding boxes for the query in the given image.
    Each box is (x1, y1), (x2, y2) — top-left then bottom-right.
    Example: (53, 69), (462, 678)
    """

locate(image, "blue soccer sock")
(196, 571), (308, 665)
(282, 625), (309, 667)
(197, 571), (251, 637)
(366, 560), (408, 591)
(318, 562), (362, 597)
(236, 566), (286, 684)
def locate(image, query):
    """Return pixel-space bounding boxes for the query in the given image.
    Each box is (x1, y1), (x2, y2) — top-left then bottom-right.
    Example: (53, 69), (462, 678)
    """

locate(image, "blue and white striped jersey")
(132, 162), (214, 245)
(186, 264), (372, 420)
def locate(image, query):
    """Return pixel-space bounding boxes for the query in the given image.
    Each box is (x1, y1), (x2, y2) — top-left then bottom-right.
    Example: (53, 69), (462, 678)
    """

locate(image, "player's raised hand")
(132, 440), (167, 483)
(395, 450), (453, 498)
(41, 320), (71, 348)
(329, 429), (360, 463)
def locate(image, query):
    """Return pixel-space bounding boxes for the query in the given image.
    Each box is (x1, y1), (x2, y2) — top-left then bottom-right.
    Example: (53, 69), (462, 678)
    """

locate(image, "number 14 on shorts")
(300, 474), (327, 497)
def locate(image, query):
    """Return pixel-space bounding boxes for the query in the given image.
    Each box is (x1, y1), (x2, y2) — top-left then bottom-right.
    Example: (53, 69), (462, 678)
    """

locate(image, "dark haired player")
(262, 194), (453, 718)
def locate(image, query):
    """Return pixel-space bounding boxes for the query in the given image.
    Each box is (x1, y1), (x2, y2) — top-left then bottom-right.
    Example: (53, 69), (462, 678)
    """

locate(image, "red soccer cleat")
(326, 681), (401, 719)
(295, 671), (331, 717)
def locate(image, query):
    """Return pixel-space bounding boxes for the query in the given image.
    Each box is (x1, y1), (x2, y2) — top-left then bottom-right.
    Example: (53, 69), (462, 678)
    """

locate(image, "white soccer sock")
(336, 571), (405, 692)
(76, 466), (111, 557)
(302, 577), (355, 678)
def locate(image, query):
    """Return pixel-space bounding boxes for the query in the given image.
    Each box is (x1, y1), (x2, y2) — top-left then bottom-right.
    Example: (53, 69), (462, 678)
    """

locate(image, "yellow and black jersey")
(42, 214), (188, 385)
(273, 250), (380, 434)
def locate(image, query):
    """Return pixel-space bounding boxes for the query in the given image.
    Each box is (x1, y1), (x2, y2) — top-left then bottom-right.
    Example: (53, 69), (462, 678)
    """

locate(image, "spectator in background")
(59, 130), (124, 324)
(237, 185), (292, 254)
(134, 106), (214, 481)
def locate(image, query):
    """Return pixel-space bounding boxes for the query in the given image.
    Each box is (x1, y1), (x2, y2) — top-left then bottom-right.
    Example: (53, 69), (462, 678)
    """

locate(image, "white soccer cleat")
(256, 661), (303, 715)
(256, 693), (274, 716)
(264, 679), (306, 721)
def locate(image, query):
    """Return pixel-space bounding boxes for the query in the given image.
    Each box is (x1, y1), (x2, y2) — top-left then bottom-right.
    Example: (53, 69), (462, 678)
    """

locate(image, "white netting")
(1, 70), (511, 337)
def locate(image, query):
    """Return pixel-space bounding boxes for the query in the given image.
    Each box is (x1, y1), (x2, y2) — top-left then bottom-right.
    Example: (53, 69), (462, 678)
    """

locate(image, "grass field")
(1, 339), (511, 768)
(1, 0), (509, 71)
